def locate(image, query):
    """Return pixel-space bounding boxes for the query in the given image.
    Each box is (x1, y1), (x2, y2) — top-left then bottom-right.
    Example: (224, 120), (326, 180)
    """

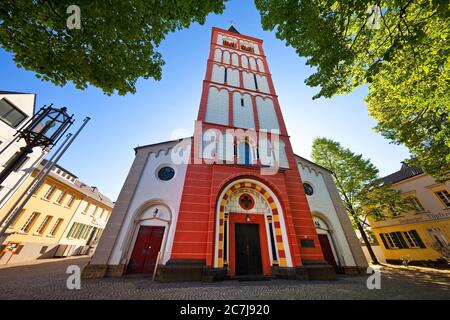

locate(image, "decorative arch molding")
(297, 162), (326, 178)
(211, 61), (267, 77)
(120, 199), (173, 265)
(213, 177), (293, 270)
(206, 84), (274, 101)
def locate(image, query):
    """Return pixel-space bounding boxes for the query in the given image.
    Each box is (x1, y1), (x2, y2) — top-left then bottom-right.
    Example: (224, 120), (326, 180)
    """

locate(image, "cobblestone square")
(0, 257), (448, 300)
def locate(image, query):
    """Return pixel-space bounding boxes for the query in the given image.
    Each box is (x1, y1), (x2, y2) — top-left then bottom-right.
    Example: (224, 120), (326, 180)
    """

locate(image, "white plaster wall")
(233, 92), (254, 129)
(298, 164), (356, 266)
(211, 64), (225, 84)
(0, 93), (47, 210)
(241, 55), (249, 69)
(205, 87), (229, 126)
(231, 53), (239, 66)
(249, 57), (257, 71)
(243, 72), (256, 90)
(257, 59), (265, 72)
(108, 142), (191, 265)
(227, 68), (240, 87)
(214, 48), (222, 62)
(256, 97), (279, 131)
(223, 51), (231, 64)
(256, 75), (270, 93)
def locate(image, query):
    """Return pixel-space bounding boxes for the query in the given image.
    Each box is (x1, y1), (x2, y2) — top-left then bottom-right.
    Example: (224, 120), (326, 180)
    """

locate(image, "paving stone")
(0, 257), (448, 300)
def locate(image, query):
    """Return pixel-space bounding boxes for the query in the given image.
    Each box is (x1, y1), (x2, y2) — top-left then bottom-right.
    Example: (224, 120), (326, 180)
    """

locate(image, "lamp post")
(0, 105), (74, 185)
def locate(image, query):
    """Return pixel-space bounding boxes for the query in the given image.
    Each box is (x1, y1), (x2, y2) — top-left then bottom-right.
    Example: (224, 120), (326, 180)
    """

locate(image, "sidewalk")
(0, 255), (90, 270)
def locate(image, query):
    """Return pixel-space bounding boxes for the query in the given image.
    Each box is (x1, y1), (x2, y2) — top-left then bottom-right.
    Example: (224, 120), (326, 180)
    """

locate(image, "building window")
(66, 195), (75, 208)
(43, 185), (57, 200)
(157, 166), (175, 181)
(237, 141), (251, 165)
(435, 190), (450, 208)
(49, 218), (63, 236)
(303, 183), (314, 196)
(83, 202), (91, 214)
(403, 230), (424, 248)
(223, 40), (236, 48)
(240, 44), (254, 53)
(35, 215), (52, 235)
(21, 212), (40, 233)
(238, 193), (255, 210)
(253, 74), (258, 90)
(240, 98), (244, 107)
(408, 196), (425, 212)
(380, 232), (414, 249)
(3, 209), (25, 227)
(55, 190), (66, 204)
(224, 68), (228, 83)
(0, 98), (28, 128)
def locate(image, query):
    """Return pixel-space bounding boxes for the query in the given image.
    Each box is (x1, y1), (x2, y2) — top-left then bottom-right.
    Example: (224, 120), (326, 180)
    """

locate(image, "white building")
(296, 155), (368, 273)
(0, 91), (46, 210)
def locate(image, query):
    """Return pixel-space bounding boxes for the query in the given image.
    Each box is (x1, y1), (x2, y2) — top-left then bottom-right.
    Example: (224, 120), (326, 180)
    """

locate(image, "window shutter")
(410, 230), (426, 248)
(394, 232), (408, 249)
(379, 233), (390, 249)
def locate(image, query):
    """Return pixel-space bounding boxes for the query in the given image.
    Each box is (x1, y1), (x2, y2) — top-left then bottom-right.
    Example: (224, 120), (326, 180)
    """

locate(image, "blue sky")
(0, 1), (410, 200)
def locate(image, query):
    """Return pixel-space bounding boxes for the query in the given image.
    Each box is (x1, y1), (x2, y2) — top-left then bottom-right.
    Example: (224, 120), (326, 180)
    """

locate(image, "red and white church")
(83, 26), (367, 281)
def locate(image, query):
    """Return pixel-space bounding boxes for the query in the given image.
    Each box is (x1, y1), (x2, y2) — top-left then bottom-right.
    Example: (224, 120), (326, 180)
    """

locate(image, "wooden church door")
(127, 226), (164, 274)
(318, 234), (338, 269)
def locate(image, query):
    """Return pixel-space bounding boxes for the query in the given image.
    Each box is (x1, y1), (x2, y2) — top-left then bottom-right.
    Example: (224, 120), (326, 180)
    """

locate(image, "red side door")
(318, 234), (338, 269)
(127, 226), (165, 274)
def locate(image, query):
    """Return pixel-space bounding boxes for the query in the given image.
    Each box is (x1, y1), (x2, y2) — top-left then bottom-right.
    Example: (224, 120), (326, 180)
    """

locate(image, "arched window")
(237, 141), (251, 165)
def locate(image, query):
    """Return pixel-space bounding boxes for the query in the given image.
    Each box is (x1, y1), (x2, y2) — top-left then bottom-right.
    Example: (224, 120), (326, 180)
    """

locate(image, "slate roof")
(228, 25), (240, 34)
(37, 160), (114, 207)
(0, 90), (31, 95)
(379, 162), (424, 185)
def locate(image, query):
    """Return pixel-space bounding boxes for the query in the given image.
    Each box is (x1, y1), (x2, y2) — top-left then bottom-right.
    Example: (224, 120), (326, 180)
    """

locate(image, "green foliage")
(256, 0), (450, 182)
(0, 0), (226, 95)
(311, 137), (411, 220)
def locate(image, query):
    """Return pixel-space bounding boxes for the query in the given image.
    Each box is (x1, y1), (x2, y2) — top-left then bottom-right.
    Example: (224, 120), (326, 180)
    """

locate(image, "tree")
(311, 137), (412, 264)
(0, 0), (226, 95)
(256, 0), (450, 182)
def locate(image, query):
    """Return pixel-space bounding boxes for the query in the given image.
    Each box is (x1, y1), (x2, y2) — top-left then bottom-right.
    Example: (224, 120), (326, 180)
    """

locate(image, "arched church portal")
(313, 215), (340, 270)
(214, 179), (293, 276)
(125, 203), (172, 275)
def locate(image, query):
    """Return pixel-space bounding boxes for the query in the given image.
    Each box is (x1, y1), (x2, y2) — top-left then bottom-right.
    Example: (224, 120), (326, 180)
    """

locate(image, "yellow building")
(0, 160), (113, 265)
(369, 163), (450, 266)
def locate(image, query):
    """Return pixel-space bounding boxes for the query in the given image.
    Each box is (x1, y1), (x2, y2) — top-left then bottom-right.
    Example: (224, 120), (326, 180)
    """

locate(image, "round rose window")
(238, 193), (255, 210)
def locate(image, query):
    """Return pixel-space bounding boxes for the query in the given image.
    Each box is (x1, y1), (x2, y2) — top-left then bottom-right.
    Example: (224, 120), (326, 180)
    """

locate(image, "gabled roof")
(379, 162), (424, 185)
(0, 90), (31, 95)
(228, 25), (240, 34)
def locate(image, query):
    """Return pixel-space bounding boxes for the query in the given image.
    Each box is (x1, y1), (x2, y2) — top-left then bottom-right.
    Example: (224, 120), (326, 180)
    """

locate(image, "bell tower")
(158, 26), (336, 281)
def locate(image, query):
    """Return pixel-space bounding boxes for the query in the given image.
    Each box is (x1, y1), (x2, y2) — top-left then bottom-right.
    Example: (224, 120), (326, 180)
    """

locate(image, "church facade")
(83, 27), (367, 281)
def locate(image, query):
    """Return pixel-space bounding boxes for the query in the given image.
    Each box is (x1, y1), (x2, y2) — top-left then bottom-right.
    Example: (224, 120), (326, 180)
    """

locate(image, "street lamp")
(0, 104), (74, 185)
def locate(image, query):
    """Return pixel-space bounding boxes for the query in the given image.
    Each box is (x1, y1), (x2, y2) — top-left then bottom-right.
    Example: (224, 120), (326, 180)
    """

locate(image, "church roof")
(0, 90), (32, 95)
(228, 25), (240, 34)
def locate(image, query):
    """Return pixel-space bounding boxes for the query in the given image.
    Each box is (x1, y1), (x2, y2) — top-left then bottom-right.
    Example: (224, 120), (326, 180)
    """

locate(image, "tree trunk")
(353, 215), (379, 265)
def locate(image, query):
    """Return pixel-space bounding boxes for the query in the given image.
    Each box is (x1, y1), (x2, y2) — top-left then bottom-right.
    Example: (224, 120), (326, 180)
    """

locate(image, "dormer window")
(223, 40), (236, 48)
(241, 44), (254, 53)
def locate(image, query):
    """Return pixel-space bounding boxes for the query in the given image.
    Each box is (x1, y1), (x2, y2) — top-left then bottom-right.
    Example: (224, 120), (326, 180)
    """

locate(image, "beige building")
(0, 91), (46, 210)
(0, 160), (113, 265)
(369, 163), (450, 266)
